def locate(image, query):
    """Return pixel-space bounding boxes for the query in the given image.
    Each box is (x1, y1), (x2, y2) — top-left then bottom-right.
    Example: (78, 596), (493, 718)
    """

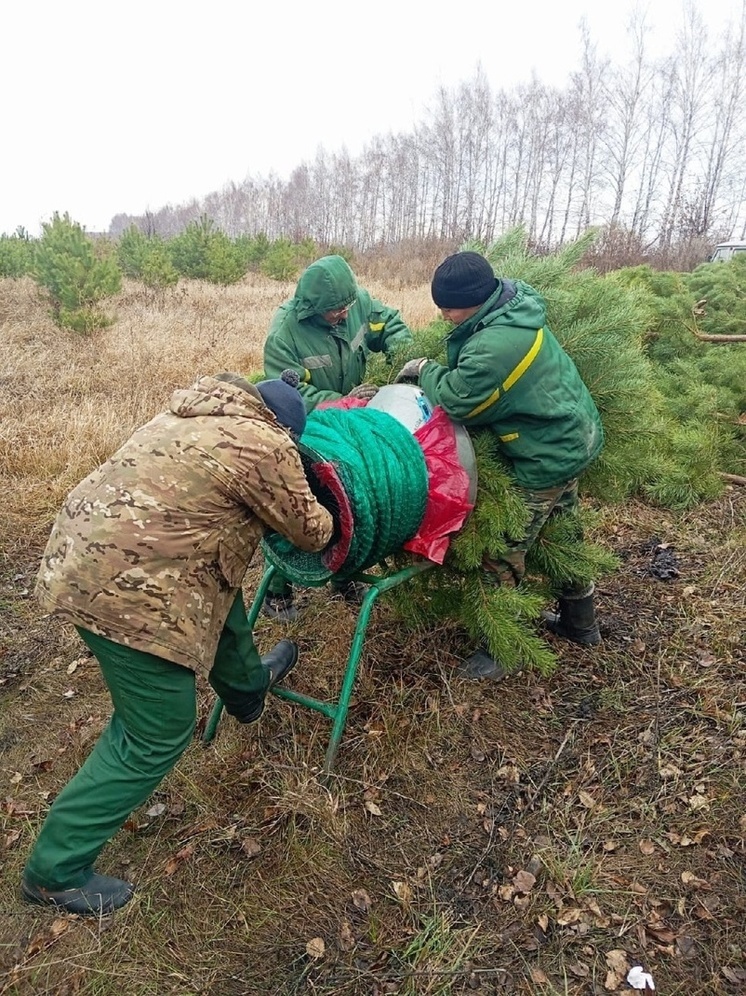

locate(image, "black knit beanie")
(255, 369), (306, 438)
(431, 251), (499, 309)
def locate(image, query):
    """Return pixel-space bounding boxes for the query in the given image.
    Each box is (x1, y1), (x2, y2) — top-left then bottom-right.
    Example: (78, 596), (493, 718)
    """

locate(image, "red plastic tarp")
(403, 406), (473, 564)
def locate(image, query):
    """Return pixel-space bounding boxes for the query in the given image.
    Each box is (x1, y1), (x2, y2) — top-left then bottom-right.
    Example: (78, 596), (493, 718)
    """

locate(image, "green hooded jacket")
(263, 255), (412, 409)
(419, 280), (604, 491)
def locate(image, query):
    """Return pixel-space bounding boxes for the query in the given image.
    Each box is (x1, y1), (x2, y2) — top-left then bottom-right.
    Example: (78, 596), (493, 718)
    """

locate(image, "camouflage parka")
(35, 376), (333, 677)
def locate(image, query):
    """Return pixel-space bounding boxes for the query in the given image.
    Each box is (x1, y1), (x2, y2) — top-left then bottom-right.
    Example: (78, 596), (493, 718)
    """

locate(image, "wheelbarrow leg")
(320, 585), (381, 780)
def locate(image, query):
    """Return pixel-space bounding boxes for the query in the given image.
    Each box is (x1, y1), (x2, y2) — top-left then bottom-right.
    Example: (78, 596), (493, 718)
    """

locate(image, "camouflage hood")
(293, 255), (358, 321)
(170, 375), (271, 424)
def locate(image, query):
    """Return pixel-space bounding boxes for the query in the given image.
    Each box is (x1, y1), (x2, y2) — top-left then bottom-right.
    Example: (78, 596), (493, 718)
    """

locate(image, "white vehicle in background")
(708, 240), (746, 262)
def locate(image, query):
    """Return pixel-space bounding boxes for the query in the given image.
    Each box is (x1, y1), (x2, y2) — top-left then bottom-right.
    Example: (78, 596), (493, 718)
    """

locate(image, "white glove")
(394, 358), (427, 383)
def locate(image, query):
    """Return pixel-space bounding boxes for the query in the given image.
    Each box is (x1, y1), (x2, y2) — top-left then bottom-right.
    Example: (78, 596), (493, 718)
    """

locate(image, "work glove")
(346, 383), (379, 400)
(394, 357), (427, 383)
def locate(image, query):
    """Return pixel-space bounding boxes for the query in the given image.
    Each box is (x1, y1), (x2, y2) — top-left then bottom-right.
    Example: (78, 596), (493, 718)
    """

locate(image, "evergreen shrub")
(34, 213), (121, 333)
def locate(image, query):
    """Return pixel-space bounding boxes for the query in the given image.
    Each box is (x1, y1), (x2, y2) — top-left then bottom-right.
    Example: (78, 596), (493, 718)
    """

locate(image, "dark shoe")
(262, 593), (299, 622)
(542, 584), (601, 646)
(458, 649), (511, 682)
(224, 641), (300, 724)
(21, 872), (134, 916)
(263, 639), (299, 691)
(330, 580), (367, 605)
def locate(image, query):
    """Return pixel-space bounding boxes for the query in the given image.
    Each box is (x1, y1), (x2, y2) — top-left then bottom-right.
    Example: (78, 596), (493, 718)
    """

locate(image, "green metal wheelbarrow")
(203, 560), (434, 778)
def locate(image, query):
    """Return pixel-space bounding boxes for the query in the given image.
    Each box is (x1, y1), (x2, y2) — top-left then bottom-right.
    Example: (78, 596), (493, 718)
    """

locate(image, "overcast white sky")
(2, 0), (744, 236)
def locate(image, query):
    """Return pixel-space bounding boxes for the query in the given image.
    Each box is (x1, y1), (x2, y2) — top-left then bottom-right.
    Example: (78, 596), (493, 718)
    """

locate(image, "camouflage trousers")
(482, 478), (580, 586)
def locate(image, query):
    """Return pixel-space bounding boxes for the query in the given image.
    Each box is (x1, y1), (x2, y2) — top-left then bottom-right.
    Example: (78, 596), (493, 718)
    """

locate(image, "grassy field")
(1, 275), (745, 995)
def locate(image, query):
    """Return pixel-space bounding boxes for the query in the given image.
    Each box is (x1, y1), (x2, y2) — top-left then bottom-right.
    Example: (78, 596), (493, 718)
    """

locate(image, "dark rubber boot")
(262, 593), (299, 622)
(458, 649), (511, 682)
(330, 580), (367, 605)
(263, 639), (299, 690)
(21, 871), (135, 916)
(238, 640), (299, 723)
(542, 584), (601, 645)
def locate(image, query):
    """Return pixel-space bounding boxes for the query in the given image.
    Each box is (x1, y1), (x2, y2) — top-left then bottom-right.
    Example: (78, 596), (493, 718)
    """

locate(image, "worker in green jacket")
(262, 254), (413, 619)
(396, 251), (604, 678)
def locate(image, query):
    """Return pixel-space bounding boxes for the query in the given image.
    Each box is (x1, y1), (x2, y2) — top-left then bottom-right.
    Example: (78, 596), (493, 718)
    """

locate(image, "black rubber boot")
(21, 871), (135, 916)
(238, 640), (299, 723)
(458, 649), (511, 682)
(262, 592), (299, 622)
(330, 580), (367, 605)
(542, 584), (601, 645)
(263, 639), (299, 690)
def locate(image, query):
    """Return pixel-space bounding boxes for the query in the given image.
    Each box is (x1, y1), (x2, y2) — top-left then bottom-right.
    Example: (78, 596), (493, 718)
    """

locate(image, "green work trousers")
(24, 590), (267, 891)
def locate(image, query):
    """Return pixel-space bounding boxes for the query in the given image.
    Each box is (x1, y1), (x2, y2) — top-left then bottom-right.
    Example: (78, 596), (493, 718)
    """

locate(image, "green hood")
(294, 255), (358, 321)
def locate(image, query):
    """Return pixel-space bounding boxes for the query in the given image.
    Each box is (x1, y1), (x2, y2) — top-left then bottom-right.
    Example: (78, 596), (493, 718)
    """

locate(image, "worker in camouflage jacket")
(23, 370), (333, 916)
(396, 252), (604, 679)
(262, 253), (413, 619)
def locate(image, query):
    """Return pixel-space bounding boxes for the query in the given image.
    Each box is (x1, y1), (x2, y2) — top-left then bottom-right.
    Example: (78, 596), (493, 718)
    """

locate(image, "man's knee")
(482, 551), (526, 586)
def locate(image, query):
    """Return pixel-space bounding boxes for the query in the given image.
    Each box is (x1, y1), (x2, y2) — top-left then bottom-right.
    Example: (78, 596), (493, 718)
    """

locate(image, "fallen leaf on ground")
(338, 921), (355, 951)
(392, 881), (412, 904)
(164, 843), (195, 875)
(681, 870), (711, 889)
(306, 937), (325, 959)
(513, 870), (536, 893)
(4, 828), (22, 848)
(351, 888), (372, 912)
(722, 967), (746, 985)
(240, 837), (262, 857)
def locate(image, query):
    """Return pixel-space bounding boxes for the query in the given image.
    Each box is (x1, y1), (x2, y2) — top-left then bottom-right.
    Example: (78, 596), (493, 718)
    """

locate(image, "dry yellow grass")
(0, 274), (436, 526)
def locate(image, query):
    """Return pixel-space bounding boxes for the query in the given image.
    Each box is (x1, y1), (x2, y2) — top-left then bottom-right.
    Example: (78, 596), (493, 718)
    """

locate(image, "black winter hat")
(431, 251), (499, 309)
(255, 369), (307, 438)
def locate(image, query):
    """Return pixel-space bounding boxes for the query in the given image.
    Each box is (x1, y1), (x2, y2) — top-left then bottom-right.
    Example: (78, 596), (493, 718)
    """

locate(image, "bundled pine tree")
(610, 261), (746, 493)
(368, 230), (727, 674)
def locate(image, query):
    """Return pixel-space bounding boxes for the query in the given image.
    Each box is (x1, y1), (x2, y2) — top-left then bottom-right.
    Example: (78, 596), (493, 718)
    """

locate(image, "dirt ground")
(1, 491), (744, 996)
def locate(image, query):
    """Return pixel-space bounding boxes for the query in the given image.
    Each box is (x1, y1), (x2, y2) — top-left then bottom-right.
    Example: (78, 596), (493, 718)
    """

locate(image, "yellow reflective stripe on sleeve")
(499, 432), (519, 442)
(466, 387), (501, 418)
(369, 322), (385, 332)
(503, 327), (544, 392)
(463, 327), (544, 419)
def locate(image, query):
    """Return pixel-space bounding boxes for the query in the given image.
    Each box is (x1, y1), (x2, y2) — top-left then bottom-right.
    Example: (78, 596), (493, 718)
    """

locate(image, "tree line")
(110, 6), (746, 257)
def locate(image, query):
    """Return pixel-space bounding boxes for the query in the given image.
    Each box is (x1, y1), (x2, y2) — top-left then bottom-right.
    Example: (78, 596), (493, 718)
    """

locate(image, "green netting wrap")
(262, 407), (430, 585)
